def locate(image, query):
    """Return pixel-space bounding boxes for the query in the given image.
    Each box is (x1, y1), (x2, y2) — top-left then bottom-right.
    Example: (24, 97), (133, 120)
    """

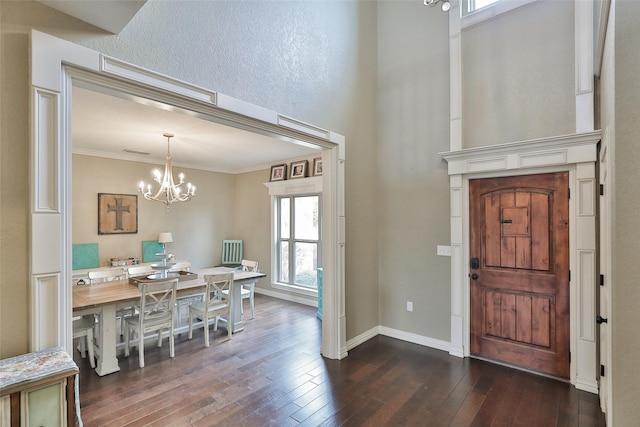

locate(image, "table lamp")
(158, 232), (173, 255)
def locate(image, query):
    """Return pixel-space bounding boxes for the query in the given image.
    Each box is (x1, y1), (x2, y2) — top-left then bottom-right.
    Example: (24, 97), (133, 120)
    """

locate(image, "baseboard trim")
(346, 325), (451, 354)
(254, 287), (317, 307)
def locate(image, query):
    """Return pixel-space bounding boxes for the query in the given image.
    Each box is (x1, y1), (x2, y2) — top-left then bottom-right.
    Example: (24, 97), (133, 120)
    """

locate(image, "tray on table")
(129, 270), (198, 285)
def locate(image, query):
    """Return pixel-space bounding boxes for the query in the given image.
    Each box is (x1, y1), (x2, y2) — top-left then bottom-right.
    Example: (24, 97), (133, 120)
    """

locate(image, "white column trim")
(575, 0), (595, 133)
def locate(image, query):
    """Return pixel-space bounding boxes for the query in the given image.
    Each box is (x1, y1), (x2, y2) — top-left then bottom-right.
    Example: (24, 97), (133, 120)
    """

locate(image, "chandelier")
(424, 0), (451, 11)
(138, 133), (196, 210)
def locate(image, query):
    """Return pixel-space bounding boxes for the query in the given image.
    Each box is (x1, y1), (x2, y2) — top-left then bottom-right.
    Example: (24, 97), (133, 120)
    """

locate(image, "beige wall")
(609, 1), (640, 423)
(462, 0), (576, 148)
(72, 154), (236, 270)
(376, 2), (452, 340)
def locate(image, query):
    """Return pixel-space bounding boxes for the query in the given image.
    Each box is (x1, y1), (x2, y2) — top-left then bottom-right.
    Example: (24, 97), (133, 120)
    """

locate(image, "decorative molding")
(594, 0), (611, 79)
(379, 326), (451, 353)
(100, 55), (217, 105)
(263, 176), (322, 196)
(31, 274), (62, 351)
(254, 287), (317, 308)
(32, 89), (59, 213)
(578, 250), (596, 341)
(439, 132), (601, 175)
(277, 115), (331, 140)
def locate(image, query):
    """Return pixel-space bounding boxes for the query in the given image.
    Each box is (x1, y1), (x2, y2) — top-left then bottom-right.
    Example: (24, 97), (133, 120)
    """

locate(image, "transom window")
(462, 0), (500, 16)
(277, 195), (321, 289)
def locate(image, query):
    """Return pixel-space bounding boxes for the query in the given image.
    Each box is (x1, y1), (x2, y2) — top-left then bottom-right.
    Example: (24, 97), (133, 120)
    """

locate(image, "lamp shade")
(158, 232), (173, 244)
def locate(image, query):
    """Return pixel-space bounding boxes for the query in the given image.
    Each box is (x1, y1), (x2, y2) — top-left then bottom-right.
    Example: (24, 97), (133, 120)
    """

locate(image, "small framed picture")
(313, 158), (323, 176)
(289, 160), (308, 179)
(270, 164), (287, 181)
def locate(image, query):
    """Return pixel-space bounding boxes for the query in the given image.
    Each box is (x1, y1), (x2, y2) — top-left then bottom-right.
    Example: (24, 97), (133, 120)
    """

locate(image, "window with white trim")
(276, 194), (321, 289)
(462, 0), (499, 16)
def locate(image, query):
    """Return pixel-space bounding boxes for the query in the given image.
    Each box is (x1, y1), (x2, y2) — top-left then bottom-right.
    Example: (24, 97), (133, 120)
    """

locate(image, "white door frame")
(440, 131), (601, 393)
(29, 30), (347, 360)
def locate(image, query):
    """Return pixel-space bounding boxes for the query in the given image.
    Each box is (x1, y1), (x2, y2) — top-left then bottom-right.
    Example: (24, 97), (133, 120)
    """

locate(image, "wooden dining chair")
(188, 273), (233, 347)
(124, 278), (178, 368)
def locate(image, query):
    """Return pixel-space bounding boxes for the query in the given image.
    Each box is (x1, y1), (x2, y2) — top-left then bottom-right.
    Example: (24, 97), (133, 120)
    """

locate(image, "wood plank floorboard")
(75, 295), (605, 426)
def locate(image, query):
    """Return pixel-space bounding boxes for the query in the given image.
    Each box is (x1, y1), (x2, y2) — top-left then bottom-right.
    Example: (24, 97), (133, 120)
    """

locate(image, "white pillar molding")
(30, 30), (346, 359)
(448, 0), (462, 152)
(575, 0), (595, 133)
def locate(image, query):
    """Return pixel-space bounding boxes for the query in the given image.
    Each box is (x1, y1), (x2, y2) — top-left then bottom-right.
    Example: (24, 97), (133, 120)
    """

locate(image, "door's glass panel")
(294, 196), (318, 240)
(294, 242), (317, 288)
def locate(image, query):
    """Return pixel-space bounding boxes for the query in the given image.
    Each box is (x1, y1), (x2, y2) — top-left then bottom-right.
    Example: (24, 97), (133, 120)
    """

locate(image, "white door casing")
(29, 30), (347, 360)
(598, 128), (612, 413)
(440, 131), (601, 393)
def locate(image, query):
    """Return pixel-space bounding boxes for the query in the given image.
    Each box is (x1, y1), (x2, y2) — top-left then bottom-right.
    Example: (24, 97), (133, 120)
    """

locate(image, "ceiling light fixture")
(424, 0), (451, 11)
(138, 133), (196, 210)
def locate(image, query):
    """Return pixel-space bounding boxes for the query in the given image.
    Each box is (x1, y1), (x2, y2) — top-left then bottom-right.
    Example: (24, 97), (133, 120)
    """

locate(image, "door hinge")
(600, 364), (605, 377)
(600, 184), (605, 196)
(568, 270), (571, 281)
(600, 274), (605, 286)
(568, 188), (571, 199)
(569, 352), (571, 363)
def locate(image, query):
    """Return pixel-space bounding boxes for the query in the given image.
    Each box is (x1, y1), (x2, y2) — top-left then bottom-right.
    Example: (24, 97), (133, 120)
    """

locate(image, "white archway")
(29, 30), (347, 360)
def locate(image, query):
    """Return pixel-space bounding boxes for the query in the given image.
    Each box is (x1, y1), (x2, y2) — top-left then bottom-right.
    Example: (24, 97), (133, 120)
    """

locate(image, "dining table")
(73, 267), (265, 376)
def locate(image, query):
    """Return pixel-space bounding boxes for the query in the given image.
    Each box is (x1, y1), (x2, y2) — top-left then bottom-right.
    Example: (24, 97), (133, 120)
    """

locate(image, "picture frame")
(289, 160), (308, 179)
(270, 164), (287, 181)
(313, 157), (323, 176)
(98, 193), (138, 235)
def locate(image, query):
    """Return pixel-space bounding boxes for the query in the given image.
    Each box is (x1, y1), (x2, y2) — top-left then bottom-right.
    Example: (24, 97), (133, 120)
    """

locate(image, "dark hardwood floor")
(75, 295), (605, 426)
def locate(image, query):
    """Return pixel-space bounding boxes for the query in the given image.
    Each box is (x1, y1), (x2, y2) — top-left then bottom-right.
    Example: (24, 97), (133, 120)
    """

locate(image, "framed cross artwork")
(98, 193), (138, 234)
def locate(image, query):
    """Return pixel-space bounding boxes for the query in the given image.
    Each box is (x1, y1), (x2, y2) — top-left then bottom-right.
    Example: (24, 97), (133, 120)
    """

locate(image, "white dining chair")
(222, 259), (260, 319)
(188, 273), (233, 347)
(124, 278), (178, 368)
(72, 316), (95, 368)
(87, 267), (125, 283)
(88, 268), (129, 335)
(169, 261), (191, 272)
(127, 265), (154, 278)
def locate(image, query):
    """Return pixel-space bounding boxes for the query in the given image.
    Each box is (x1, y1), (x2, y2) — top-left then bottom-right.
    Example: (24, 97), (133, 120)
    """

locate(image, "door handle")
(596, 315), (608, 324)
(471, 273), (479, 280)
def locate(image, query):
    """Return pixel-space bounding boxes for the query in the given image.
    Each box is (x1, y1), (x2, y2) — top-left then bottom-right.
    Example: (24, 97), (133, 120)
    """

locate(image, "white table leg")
(94, 304), (120, 376)
(231, 281), (245, 333)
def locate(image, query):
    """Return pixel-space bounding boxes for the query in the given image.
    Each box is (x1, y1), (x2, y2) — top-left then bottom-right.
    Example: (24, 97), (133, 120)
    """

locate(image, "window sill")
(272, 282), (318, 298)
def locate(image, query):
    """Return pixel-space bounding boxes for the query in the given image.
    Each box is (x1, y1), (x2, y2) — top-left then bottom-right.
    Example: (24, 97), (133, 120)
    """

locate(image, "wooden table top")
(73, 267), (265, 310)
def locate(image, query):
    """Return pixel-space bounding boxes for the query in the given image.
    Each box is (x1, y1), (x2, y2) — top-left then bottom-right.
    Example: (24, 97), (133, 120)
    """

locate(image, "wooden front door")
(469, 172), (570, 378)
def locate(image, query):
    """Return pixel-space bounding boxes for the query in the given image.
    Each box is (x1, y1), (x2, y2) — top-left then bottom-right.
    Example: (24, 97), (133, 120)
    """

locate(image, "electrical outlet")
(407, 301), (413, 312)
(437, 245), (452, 256)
